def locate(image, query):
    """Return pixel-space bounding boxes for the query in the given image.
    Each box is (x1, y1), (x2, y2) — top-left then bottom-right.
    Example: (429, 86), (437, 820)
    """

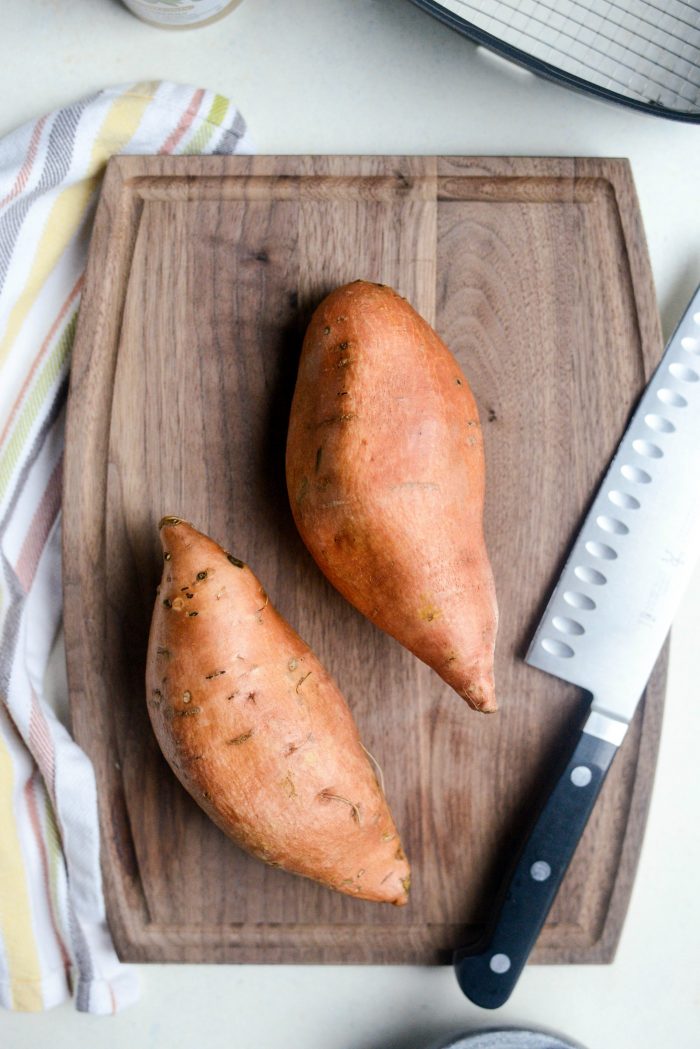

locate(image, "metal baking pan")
(410, 0), (700, 122)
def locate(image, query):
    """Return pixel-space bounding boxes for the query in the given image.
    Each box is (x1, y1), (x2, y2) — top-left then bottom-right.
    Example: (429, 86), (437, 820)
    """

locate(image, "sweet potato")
(286, 281), (498, 712)
(146, 517), (410, 905)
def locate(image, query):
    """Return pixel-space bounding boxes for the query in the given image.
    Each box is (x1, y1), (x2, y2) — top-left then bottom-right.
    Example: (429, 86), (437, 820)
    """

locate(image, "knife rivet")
(489, 953), (511, 974)
(530, 861), (551, 882)
(571, 766), (592, 787)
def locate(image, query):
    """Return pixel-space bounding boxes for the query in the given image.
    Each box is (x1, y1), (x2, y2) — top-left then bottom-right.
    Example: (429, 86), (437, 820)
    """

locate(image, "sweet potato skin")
(146, 518), (409, 905)
(286, 281), (498, 712)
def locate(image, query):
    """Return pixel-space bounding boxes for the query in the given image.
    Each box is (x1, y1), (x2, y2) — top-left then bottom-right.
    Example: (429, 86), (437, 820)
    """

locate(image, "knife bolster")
(584, 708), (628, 745)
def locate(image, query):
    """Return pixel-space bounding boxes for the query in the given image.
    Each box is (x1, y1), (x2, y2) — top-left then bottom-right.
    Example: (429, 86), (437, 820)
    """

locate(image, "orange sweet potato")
(286, 281), (498, 712)
(146, 517), (410, 905)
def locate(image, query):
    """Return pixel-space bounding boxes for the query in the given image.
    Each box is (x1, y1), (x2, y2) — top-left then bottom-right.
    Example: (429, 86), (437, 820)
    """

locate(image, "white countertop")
(2, 1), (700, 1046)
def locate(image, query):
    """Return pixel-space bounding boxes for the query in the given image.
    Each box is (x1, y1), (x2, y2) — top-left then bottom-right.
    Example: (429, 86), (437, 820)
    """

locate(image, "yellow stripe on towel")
(0, 726), (43, 1010)
(0, 83), (155, 372)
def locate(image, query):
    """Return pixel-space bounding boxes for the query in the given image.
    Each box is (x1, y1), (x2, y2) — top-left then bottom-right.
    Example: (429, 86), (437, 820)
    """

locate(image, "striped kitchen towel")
(0, 81), (253, 1014)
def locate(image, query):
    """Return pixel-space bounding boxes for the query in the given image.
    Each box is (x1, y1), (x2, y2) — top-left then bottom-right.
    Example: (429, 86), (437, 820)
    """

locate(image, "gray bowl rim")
(426, 1026), (585, 1049)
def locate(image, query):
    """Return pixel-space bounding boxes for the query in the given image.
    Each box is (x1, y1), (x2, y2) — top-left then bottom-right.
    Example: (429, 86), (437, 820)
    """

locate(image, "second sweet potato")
(146, 517), (410, 905)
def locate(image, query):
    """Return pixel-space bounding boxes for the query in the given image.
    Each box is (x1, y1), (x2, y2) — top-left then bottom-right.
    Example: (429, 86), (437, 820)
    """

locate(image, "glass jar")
(120, 0), (243, 29)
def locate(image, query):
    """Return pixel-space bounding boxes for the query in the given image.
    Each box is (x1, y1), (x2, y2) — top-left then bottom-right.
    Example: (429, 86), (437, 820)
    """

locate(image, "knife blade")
(454, 284), (700, 1008)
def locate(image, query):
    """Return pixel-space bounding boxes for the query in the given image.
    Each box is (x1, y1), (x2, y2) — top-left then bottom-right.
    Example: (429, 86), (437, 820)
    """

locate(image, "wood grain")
(63, 155), (665, 964)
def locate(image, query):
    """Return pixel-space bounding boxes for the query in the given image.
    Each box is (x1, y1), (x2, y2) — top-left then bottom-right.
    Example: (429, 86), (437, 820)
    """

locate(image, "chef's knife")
(454, 285), (700, 1009)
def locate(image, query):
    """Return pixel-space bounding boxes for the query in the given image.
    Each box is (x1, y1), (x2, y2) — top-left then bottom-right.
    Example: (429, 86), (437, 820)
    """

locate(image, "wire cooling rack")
(411, 0), (700, 120)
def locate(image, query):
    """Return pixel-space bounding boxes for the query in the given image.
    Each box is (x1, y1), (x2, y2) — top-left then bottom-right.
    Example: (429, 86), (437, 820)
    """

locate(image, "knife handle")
(454, 729), (617, 1009)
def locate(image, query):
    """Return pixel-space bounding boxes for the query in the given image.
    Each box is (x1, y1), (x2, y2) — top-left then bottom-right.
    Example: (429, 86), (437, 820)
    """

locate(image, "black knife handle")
(454, 729), (618, 1009)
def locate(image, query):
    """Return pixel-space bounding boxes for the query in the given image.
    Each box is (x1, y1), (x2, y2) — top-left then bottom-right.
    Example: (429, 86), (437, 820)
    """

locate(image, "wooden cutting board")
(63, 155), (665, 964)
